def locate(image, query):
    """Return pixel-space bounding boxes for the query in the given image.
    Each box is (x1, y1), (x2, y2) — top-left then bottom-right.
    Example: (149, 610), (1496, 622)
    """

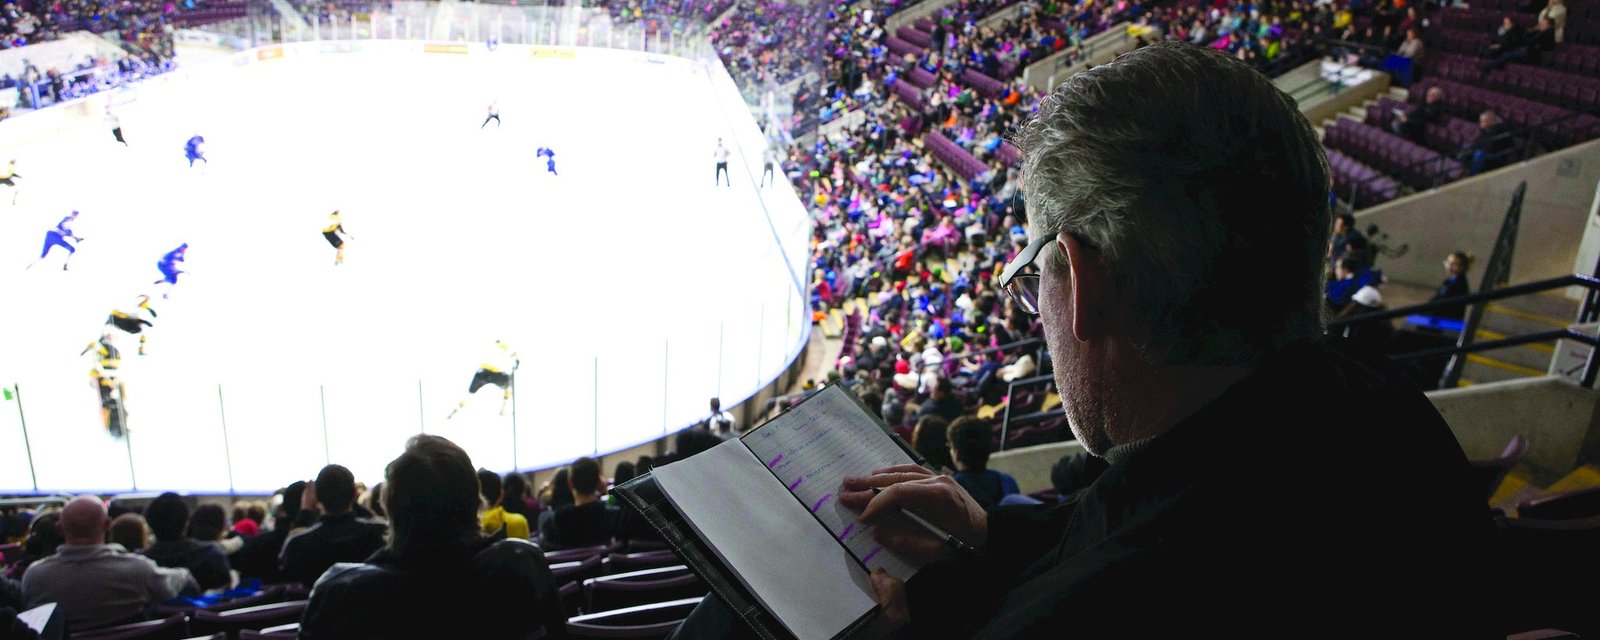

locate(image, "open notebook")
(623, 384), (924, 640)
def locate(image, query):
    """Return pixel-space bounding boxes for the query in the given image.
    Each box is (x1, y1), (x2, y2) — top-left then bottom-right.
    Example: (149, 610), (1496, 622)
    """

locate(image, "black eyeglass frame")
(998, 233), (1055, 316)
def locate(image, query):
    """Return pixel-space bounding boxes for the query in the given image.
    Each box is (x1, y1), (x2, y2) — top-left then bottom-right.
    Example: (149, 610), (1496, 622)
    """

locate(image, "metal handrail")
(1329, 274), (1600, 327)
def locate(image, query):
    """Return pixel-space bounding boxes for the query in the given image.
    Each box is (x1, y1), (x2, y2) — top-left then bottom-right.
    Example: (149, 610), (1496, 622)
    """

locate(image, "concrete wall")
(1355, 138), (1600, 289)
(1429, 375), (1600, 483)
(989, 440), (1085, 494)
(1020, 26), (1130, 94)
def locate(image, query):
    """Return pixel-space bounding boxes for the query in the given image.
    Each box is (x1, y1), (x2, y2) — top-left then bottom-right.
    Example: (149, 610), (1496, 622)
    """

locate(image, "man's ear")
(1058, 232), (1105, 343)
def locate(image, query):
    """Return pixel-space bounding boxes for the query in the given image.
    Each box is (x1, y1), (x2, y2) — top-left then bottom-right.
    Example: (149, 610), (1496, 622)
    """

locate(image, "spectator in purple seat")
(1463, 110), (1516, 175)
(1481, 15), (1526, 61)
(300, 435), (567, 639)
(1392, 85), (1443, 143)
(22, 496), (195, 631)
(1396, 27), (1424, 64)
(477, 468), (530, 541)
(7, 511), (61, 579)
(230, 481), (309, 581)
(279, 465), (387, 587)
(187, 504), (242, 557)
(539, 457), (619, 550)
(109, 513), (149, 553)
(912, 374), (964, 423)
(1327, 213), (1369, 270)
(141, 492), (231, 592)
(947, 416), (1020, 509)
(1538, 0), (1566, 43)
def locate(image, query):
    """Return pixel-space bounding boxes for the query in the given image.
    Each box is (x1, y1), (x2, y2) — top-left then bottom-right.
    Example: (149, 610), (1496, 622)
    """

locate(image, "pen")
(871, 486), (984, 560)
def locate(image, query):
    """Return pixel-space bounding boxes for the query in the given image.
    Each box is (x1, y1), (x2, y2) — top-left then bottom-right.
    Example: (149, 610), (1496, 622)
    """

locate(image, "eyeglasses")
(998, 233), (1054, 316)
(999, 231), (1095, 316)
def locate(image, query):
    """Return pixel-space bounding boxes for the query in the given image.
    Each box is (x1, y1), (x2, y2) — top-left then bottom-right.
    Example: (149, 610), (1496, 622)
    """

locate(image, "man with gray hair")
(22, 496), (195, 631)
(831, 41), (1497, 636)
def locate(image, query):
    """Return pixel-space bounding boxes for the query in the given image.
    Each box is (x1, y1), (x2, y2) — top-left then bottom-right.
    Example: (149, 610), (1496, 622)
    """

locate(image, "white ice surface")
(0, 45), (808, 493)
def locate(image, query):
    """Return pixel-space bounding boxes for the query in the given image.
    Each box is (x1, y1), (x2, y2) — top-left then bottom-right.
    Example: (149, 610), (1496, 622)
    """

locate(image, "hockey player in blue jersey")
(184, 135), (206, 167)
(27, 210), (83, 271)
(153, 243), (187, 298)
(536, 147), (557, 176)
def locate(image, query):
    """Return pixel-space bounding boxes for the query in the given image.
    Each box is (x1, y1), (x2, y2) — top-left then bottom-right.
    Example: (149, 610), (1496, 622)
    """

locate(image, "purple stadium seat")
(958, 69), (1006, 99)
(72, 614), (192, 640)
(885, 36), (921, 58)
(922, 132), (988, 180)
(584, 572), (707, 613)
(897, 26), (933, 49)
(891, 79), (928, 111)
(190, 602), (307, 640)
(997, 141), (1023, 167)
(905, 66), (937, 89)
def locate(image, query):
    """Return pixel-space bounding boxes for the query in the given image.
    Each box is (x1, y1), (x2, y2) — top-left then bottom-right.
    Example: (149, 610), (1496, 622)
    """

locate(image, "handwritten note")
(743, 385), (920, 582)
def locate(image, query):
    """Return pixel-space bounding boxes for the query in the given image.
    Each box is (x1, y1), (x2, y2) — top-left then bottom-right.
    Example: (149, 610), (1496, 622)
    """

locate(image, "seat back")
(1517, 486), (1600, 521)
(1469, 434), (1528, 500)
(585, 573), (708, 613)
(190, 601), (308, 640)
(72, 613), (191, 640)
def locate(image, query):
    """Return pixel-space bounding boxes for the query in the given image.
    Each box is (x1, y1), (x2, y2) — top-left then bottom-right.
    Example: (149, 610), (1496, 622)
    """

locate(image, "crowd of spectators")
(0, 430), (740, 635)
(0, 0), (187, 54)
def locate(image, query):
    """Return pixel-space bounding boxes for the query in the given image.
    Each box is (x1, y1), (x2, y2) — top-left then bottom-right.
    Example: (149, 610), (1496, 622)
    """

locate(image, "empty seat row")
(890, 78), (928, 111)
(959, 68), (1005, 99)
(1435, 7), (1536, 34)
(1427, 27), (1493, 56)
(1545, 42), (1600, 75)
(897, 25), (933, 49)
(922, 131), (988, 180)
(1327, 147), (1402, 208)
(1323, 118), (1465, 191)
(884, 35), (922, 58)
(1426, 53), (1600, 112)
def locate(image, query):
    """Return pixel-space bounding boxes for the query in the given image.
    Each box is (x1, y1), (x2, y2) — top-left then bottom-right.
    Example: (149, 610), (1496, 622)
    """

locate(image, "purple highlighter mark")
(862, 545), (884, 564)
(811, 493), (834, 513)
(788, 476), (805, 491)
(839, 523), (856, 540)
(767, 454), (784, 469)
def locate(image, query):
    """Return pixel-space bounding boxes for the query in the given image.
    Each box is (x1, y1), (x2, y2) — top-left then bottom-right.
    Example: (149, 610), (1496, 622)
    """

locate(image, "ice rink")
(0, 43), (810, 493)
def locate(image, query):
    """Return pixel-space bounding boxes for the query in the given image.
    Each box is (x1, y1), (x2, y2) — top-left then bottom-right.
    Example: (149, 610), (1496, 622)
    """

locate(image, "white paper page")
(18, 603), (55, 632)
(741, 385), (920, 581)
(654, 438), (876, 640)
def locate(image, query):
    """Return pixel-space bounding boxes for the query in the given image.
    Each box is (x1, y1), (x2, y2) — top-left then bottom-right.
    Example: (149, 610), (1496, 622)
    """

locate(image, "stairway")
(1458, 292), (1581, 386)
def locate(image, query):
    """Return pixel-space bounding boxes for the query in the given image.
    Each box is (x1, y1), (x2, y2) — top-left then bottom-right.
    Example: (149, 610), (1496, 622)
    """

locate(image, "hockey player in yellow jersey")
(81, 333), (129, 437)
(106, 295), (157, 355)
(448, 340), (519, 419)
(322, 211), (352, 266)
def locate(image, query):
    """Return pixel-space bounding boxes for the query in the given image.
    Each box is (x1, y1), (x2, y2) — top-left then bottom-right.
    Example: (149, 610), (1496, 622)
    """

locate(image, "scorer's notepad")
(652, 385), (922, 640)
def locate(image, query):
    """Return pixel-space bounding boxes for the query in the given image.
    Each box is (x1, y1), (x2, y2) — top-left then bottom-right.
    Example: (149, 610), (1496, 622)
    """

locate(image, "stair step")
(1472, 328), (1555, 371)
(1480, 304), (1573, 338)
(1388, 86), (1409, 101)
(1460, 358), (1539, 385)
(1488, 293), (1580, 323)
(1543, 463), (1600, 495)
(1490, 468), (1540, 514)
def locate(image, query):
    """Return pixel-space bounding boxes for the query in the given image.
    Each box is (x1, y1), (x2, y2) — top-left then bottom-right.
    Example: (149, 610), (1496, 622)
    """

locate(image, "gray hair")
(1018, 41), (1331, 365)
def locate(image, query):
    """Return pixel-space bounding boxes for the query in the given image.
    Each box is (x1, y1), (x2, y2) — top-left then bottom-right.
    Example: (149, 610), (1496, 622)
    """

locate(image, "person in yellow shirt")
(448, 340), (518, 418)
(477, 469), (530, 540)
(322, 210), (352, 266)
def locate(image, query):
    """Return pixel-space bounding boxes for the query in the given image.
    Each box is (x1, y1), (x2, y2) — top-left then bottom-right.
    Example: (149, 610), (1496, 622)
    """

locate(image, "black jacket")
(901, 340), (1500, 637)
(301, 538), (566, 639)
(279, 513), (388, 587)
(141, 539), (232, 591)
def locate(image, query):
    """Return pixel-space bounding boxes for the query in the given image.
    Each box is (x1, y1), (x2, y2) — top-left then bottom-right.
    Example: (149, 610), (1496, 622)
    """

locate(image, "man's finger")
(841, 471), (935, 491)
(857, 477), (964, 523)
(872, 464), (935, 476)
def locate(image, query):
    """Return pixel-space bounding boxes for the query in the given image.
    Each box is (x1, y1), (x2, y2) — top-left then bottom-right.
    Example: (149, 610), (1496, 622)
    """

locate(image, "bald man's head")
(59, 495), (109, 545)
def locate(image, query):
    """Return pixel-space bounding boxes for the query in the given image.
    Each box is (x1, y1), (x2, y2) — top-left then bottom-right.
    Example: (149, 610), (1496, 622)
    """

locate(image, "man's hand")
(839, 464), (988, 566)
(867, 568), (910, 638)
